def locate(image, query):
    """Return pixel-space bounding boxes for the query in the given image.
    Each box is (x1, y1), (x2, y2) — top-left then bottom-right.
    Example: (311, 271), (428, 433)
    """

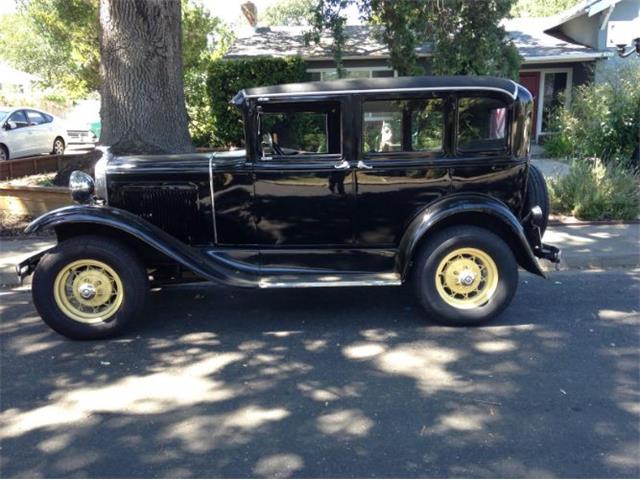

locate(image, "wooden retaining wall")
(0, 185), (71, 216)
(0, 155), (67, 181)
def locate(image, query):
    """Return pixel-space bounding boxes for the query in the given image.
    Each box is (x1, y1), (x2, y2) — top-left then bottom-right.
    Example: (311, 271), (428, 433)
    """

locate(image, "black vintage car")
(18, 76), (559, 339)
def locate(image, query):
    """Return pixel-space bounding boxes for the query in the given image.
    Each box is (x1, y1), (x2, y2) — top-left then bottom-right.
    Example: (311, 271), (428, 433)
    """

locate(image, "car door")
(354, 93), (451, 247)
(25, 110), (50, 155)
(4, 110), (31, 158)
(251, 98), (357, 266)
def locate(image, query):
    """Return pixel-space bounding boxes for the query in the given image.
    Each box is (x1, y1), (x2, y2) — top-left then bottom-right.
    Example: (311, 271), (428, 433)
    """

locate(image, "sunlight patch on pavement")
(474, 340), (517, 353)
(253, 453), (304, 478)
(342, 342), (386, 359)
(0, 352), (243, 439)
(316, 409), (374, 438)
(165, 405), (290, 453)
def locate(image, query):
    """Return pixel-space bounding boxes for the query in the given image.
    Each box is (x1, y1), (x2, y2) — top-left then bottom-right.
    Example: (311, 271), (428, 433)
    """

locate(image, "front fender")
(397, 194), (545, 279)
(24, 204), (259, 287)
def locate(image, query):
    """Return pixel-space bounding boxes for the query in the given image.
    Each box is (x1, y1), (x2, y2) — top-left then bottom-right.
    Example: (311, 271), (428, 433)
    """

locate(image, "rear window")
(26, 110), (47, 125)
(363, 98), (444, 155)
(457, 97), (508, 152)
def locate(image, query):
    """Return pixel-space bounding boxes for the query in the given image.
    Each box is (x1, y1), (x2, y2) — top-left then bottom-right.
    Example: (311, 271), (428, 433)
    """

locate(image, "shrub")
(544, 63), (640, 165)
(207, 57), (308, 147)
(549, 158), (640, 221)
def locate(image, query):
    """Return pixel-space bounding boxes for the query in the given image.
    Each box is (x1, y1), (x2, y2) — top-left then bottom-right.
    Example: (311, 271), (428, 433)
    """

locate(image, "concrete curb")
(1, 223), (638, 287)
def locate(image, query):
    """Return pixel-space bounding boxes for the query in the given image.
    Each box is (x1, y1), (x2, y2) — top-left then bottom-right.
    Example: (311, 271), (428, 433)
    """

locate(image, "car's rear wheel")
(525, 164), (549, 235)
(32, 235), (148, 340)
(413, 226), (518, 326)
(52, 137), (65, 155)
(0, 144), (8, 160)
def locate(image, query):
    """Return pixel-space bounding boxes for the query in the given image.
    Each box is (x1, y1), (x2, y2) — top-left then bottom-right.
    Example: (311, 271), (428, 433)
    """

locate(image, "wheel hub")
(458, 269), (476, 286)
(78, 282), (97, 300)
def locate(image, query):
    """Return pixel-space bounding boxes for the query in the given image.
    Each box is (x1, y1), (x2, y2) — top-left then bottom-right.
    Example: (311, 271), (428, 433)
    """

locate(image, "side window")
(26, 110), (46, 125)
(457, 97), (507, 152)
(363, 98), (444, 154)
(7, 110), (28, 129)
(258, 102), (341, 158)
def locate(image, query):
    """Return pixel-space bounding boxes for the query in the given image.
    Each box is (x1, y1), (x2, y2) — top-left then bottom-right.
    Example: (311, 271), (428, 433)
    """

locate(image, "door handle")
(334, 159), (351, 170)
(357, 160), (373, 170)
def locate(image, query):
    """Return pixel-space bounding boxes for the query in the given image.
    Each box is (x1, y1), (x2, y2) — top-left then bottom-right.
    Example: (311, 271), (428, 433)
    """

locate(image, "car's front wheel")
(32, 235), (148, 339)
(413, 226), (518, 326)
(52, 137), (65, 155)
(0, 144), (8, 160)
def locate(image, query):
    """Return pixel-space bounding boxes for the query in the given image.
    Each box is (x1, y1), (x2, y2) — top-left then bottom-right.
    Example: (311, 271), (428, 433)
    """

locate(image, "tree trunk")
(99, 0), (193, 154)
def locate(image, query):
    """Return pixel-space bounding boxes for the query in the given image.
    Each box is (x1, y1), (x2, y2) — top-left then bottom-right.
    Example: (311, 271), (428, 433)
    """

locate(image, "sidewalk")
(1, 223), (638, 286)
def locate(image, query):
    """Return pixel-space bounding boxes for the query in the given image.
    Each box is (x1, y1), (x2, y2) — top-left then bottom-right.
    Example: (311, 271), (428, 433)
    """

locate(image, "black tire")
(32, 235), (148, 340)
(0, 144), (8, 160)
(413, 226), (518, 326)
(525, 164), (549, 235)
(52, 137), (65, 155)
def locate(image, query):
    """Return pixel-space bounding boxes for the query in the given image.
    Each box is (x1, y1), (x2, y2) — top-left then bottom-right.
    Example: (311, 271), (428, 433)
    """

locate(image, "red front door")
(519, 72), (540, 141)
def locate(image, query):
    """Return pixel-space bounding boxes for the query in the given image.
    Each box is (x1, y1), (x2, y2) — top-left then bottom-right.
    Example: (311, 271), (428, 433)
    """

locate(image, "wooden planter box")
(0, 185), (72, 216)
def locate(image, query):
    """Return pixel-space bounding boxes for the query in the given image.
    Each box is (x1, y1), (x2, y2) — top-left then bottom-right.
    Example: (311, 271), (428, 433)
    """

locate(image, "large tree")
(99, 0), (193, 153)
(262, 0), (316, 26)
(311, 0), (520, 80)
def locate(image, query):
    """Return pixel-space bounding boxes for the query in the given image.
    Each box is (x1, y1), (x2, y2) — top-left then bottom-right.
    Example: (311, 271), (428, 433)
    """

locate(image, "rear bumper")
(523, 205), (561, 264)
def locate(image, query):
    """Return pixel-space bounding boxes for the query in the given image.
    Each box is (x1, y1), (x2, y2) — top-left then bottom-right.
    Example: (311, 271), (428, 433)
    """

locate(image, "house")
(0, 63), (40, 98)
(226, 0), (639, 143)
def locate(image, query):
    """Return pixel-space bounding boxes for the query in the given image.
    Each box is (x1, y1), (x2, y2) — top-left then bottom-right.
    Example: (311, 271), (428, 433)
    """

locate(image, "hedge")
(207, 57), (308, 147)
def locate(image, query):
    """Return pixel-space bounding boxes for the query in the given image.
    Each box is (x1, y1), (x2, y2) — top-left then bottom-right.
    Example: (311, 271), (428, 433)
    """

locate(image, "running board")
(258, 272), (402, 289)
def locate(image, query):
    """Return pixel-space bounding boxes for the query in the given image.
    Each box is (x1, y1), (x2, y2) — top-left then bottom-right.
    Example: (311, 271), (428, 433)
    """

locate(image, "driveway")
(1, 269), (639, 478)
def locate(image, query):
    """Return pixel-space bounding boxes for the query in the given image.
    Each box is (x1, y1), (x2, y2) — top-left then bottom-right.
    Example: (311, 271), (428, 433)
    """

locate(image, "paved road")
(1, 270), (639, 478)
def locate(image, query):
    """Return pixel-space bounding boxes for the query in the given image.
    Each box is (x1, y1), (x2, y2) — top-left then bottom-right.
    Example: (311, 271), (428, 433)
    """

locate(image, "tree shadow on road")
(1, 270), (639, 478)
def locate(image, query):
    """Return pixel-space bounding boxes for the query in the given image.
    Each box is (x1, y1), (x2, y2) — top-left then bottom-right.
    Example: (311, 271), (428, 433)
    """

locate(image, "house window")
(362, 98), (444, 154)
(541, 72), (568, 133)
(307, 67), (396, 82)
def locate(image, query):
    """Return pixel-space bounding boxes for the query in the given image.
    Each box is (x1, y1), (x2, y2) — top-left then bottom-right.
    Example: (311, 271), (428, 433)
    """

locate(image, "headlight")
(69, 170), (94, 204)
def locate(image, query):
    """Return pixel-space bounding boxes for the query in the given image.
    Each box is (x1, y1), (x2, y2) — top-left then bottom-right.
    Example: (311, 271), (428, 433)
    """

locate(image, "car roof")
(235, 75), (519, 104)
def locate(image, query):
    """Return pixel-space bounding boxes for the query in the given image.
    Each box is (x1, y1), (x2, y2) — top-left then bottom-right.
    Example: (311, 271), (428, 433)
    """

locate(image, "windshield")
(0, 111), (8, 122)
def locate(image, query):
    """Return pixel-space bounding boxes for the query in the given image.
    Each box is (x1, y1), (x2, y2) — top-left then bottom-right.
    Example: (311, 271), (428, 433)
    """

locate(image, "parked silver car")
(0, 107), (68, 160)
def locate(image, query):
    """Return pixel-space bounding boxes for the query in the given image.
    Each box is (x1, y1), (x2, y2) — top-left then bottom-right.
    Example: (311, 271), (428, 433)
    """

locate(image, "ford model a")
(17, 76), (560, 339)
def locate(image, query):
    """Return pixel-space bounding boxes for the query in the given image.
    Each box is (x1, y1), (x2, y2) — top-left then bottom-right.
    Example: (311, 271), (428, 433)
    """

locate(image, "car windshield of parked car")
(458, 97), (507, 152)
(258, 102), (341, 157)
(0, 110), (8, 122)
(363, 98), (444, 154)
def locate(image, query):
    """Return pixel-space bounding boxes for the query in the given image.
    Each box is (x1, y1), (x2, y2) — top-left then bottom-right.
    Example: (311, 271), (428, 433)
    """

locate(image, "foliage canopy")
(309, 0), (520, 79)
(206, 57), (308, 146)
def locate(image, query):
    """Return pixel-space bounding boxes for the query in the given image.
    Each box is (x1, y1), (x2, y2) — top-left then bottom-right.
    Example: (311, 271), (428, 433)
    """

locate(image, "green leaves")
(309, 0), (520, 79)
(206, 57), (308, 147)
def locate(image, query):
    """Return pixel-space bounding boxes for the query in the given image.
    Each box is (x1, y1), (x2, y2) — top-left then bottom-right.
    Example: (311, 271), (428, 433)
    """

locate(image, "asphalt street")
(0, 269), (639, 478)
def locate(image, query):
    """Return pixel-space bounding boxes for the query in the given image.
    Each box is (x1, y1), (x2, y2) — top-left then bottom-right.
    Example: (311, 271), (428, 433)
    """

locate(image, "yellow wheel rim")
(435, 247), (499, 310)
(53, 259), (124, 324)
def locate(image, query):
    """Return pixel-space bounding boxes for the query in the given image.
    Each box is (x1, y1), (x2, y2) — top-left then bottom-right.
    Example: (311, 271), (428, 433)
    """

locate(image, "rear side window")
(26, 110), (47, 125)
(7, 110), (28, 128)
(457, 97), (507, 152)
(363, 98), (444, 154)
(258, 102), (341, 157)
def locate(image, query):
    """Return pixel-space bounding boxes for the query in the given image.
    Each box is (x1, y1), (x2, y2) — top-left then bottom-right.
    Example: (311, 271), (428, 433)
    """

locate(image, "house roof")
(503, 17), (611, 61)
(234, 76), (519, 103)
(226, 20), (611, 63)
(544, 0), (623, 31)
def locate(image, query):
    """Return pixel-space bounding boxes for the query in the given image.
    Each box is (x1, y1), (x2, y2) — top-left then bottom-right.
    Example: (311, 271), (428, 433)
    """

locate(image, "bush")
(544, 63), (640, 165)
(549, 158), (640, 221)
(207, 57), (308, 147)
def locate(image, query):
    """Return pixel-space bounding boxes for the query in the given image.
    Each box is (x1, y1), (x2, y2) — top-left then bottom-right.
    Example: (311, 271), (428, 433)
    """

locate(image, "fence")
(0, 155), (69, 181)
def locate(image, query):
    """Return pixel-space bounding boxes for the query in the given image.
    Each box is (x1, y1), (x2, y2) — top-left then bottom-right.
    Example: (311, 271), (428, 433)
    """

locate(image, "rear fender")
(22, 205), (258, 287)
(397, 194), (545, 279)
